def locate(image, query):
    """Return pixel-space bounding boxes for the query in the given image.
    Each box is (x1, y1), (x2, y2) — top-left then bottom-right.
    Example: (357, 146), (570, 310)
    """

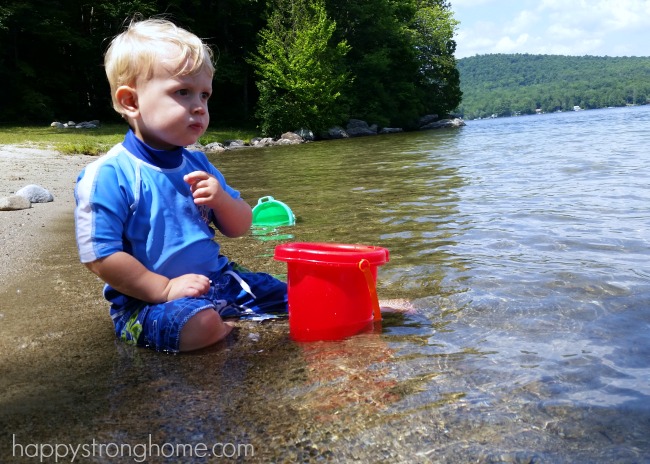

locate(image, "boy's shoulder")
(87, 142), (130, 166)
(79, 143), (138, 180)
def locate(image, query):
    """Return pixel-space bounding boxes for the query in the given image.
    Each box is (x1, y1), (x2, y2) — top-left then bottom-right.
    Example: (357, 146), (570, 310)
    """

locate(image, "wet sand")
(0, 146), (336, 462)
(0, 145), (424, 463)
(0, 146), (113, 459)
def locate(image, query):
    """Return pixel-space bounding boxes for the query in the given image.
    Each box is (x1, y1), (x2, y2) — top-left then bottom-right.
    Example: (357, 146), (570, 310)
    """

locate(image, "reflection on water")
(215, 106), (650, 461)
(2, 106), (649, 462)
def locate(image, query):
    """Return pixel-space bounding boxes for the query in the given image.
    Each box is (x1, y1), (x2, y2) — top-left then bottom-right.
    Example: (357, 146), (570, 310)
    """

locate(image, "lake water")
(2, 106), (649, 463)
(216, 105), (650, 462)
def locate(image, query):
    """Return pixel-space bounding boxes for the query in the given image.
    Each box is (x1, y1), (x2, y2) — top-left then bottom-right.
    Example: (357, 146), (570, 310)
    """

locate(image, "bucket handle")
(358, 259), (382, 321)
(256, 196), (274, 205)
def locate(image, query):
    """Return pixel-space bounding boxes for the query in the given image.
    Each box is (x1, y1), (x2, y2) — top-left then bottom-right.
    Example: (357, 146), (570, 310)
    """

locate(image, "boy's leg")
(179, 309), (233, 351)
(209, 263), (287, 317)
(114, 297), (225, 352)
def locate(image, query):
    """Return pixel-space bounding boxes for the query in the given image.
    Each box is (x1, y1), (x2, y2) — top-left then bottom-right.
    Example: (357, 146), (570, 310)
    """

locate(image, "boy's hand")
(183, 170), (253, 238)
(184, 171), (224, 208)
(164, 273), (211, 301)
(85, 253), (212, 304)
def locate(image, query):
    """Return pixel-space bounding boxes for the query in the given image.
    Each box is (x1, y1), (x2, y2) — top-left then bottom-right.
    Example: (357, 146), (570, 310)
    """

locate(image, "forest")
(0, 0), (461, 136)
(456, 54), (650, 119)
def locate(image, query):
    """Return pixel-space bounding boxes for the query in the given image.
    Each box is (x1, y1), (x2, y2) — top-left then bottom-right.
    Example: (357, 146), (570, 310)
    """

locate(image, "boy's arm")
(184, 171), (252, 238)
(85, 251), (210, 303)
(211, 196), (252, 238)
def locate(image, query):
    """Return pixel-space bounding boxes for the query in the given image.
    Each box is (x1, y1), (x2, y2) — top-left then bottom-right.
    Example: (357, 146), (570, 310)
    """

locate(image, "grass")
(0, 124), (261, 156)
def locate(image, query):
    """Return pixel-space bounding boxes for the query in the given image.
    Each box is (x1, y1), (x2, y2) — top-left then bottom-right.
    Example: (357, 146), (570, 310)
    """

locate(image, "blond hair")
(104, 18), (214, 114)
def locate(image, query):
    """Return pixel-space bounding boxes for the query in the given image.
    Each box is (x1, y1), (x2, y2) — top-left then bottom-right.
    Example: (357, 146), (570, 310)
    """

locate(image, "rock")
(419, 114), (439, 126)
(0, 195), (31, 211)
(204, 142), (226, 153)
(279, 132), (303, 144)
(345, 119), (377, 137)
(50, 120), (100, 129)
(379, 127), (403, 134)
(347, 126), (377, 137)
(322, 126), (349, 139)
(224, 139), (246, 148)
(15, 184), (54, 203)
(420, 118), (466, 130)
(346, 119), (369, 129)
(295, 128), (314, 141)
(75, 122), (98, 129)
(185, 143), (205, 152)
(250, 137), (275, 147)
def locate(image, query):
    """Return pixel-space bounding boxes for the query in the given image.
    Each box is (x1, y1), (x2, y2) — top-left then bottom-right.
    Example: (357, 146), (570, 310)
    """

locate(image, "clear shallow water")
(2, 106), (648, 463)
(216, 105), (650, 461)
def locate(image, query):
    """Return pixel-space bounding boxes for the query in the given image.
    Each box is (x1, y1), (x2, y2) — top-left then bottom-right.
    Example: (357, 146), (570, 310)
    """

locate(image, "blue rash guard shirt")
(74, 131), (239, 293)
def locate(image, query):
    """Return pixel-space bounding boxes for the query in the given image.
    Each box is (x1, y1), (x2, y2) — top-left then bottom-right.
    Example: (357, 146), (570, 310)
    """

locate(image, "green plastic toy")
(251, 196), (296, 227)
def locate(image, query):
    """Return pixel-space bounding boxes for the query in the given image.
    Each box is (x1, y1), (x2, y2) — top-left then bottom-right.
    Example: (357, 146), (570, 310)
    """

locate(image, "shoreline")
(0, 145), (96, 285)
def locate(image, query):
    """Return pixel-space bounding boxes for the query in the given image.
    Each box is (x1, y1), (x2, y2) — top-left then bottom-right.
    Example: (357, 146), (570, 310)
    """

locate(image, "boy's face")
(127, 46), (212, 150)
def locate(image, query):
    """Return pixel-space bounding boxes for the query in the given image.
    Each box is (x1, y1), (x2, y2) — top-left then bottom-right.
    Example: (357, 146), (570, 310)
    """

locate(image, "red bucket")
(274, 242), (389, 341)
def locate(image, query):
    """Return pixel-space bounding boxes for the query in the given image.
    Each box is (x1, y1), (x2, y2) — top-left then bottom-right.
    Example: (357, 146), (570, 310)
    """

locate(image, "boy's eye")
(177, 89), (189, 96)
(201, 92), (211, 100)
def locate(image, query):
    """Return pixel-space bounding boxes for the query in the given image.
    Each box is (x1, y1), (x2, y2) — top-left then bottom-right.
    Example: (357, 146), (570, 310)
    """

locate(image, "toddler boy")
(74, 19), (287, 352)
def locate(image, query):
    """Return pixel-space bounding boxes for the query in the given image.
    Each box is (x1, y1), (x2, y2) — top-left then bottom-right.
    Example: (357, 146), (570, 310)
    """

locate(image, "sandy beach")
(0, 146), (116, 450)
(0, 145), (96, 284)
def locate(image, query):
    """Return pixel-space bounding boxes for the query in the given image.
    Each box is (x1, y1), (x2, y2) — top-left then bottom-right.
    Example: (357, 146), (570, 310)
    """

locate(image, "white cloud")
(494, 34), (531, 54)
(452, 0), (650, 57)
(504, 10), (538, 35)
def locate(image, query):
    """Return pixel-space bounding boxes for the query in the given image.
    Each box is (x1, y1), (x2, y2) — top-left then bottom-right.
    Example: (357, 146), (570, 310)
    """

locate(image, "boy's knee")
(179, 309), (232, 352)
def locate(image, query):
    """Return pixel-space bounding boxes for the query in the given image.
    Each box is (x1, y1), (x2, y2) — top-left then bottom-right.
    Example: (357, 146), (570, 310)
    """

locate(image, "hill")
(456, 54), (650, 119)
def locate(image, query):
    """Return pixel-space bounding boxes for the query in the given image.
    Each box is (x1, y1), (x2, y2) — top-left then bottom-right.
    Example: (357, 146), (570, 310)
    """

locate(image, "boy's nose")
(193, 103), (207, 114)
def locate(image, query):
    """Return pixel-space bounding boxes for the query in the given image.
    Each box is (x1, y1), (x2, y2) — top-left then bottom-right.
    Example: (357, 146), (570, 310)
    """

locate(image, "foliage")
(457, 54), (650, 119)
(0, 0), (461, 134)
(409, 1), (461, 117)
(326, 0), (460, 128)
(249, 0), (351, 137)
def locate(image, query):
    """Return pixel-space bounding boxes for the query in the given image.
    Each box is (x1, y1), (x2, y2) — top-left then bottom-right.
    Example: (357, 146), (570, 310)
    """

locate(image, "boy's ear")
(115, 86), (139, 118)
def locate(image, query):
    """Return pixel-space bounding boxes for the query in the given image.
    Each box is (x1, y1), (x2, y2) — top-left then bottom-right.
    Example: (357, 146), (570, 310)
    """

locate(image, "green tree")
(409, 0), (461, 117)
(457, 54), (650, 119)
(249, 0), (350, 137)
(326, 0), (417, 127)
(326, 0), (460, 128)
(0, 0), (159, 123)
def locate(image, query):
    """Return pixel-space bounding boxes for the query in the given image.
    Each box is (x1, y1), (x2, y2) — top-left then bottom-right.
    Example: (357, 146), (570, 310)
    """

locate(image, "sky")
(451, 0), (650, 58)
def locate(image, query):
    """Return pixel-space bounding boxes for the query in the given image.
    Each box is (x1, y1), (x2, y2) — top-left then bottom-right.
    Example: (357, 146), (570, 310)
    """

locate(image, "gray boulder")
(0, 195), (31, 211)
(204, 142), (226, 153)
(250, 137), (275, 147)
(322, 126), (348, 140)
(185, 143), (205, 152)
(295, 128), (314, 141)
(224, 139), (246, 148)
(15, 184), (54, 203)
(346, 119), (377, 137)
(419, 114), (439, 126)
(379, 127), (403, 134)
(278, 132), (303, 144)
(420, 118), (466, 130)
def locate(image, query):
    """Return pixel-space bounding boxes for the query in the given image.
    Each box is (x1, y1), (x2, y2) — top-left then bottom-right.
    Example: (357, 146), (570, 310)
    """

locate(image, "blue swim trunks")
(108, 262), (287, 352)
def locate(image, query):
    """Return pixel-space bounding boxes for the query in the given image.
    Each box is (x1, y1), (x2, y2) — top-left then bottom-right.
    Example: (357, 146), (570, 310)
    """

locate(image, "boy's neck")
(123, 130), (183, 169)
